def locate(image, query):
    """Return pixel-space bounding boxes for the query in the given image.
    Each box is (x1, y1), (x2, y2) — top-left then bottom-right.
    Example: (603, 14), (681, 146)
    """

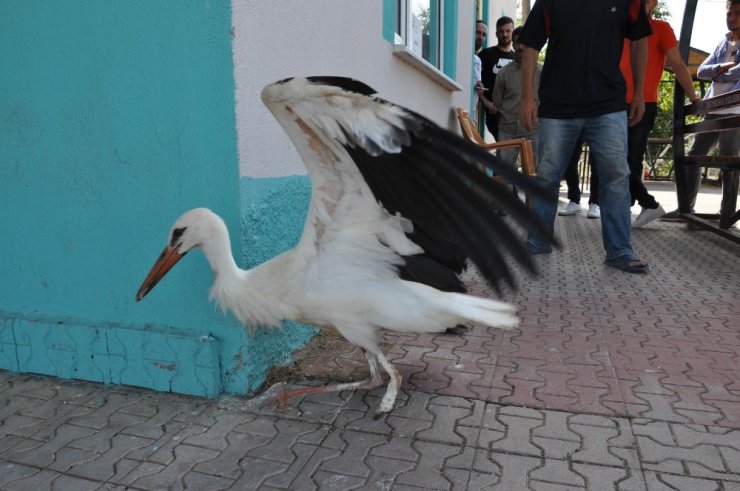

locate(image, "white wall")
(487, 0), (517, 28)
(232, 0), (476, 178)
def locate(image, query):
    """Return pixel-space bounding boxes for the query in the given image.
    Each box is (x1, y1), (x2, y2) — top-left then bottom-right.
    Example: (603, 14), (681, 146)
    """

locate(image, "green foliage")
(651, 72), (703, 177)
(418, 6), (430, 35)
(654, 75), (703, 139)
(652, 0), (670, 20)
(653, 75), (675, 139)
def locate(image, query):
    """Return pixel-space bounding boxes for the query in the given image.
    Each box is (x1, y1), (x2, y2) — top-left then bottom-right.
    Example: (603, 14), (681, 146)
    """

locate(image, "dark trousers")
(627, 102), (659, 209)
(485, 112), (501, 140)
(563, 138), (599, 205)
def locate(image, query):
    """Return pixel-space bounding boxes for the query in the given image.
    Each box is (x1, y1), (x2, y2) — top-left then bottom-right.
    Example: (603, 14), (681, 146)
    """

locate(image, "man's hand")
(717, 61), (737, 76)
(480, 97), (497, 114)
(628, 94), (645, 127)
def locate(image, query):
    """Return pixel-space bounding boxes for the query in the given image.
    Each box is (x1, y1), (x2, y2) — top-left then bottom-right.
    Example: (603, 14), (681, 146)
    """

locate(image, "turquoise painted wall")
(238, 176), (318, 388)
(0, 1), (314, 397)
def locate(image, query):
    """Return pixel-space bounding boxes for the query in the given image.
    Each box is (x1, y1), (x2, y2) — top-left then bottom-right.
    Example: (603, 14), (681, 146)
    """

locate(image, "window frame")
(383, 0), (461, 91)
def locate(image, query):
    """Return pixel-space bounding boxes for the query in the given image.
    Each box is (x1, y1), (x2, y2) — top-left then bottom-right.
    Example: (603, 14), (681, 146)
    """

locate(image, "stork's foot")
(374, 392), (397, 419)
(274, 389), (299, 411)
(374, 355), (402, 418)
(272, 384), (335, 411)
(374, 382), (399, 418)
(272, 375), (385, 412)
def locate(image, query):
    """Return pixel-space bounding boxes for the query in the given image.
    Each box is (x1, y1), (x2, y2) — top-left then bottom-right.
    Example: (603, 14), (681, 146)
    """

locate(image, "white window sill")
(392, 44), (462, 92)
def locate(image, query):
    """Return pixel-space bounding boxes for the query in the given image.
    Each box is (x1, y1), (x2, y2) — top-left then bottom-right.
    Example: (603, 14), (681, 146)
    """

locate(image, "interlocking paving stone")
(127, 444), (221, 490)
(1, 186), (739, 489)
(67, 433), (153, 481)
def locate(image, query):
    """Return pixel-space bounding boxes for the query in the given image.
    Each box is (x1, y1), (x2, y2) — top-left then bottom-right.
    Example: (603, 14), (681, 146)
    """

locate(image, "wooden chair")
(455, 107), (537, 206)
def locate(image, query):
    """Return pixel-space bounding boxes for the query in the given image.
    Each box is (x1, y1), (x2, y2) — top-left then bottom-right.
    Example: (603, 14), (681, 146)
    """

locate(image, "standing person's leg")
(496, 128), (523, 201)
(627, 103), (659, 208)
(497, 128), (520, 167)
(629, 104), (666, 227)
(527, 118), (584, 254)
(583, 111), (647, 272)
(564, 139), (583, 203)
(587, 152), (601, 218)
(558, 138), (584, 215)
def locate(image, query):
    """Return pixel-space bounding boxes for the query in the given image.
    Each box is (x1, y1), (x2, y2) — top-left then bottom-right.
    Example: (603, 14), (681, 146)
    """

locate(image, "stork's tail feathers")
(447, 294), (519, 330)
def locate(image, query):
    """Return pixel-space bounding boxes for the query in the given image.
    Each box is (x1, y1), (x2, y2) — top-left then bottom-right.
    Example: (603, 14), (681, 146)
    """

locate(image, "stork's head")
(135, 208), (225, 301)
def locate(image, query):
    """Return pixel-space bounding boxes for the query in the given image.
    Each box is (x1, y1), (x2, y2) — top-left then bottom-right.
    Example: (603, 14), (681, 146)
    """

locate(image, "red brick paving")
(291, 211), (740, 429)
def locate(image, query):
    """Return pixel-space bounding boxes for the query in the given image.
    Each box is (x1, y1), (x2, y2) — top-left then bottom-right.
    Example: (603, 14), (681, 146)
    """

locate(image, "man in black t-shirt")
(477, 16), (516, 139)
(518, 0), (652, 274)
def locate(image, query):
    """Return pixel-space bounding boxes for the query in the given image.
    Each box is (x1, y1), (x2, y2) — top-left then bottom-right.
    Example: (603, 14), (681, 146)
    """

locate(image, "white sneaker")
(558, 201), (582, 216)
(633, 204), (665, 228)
(587, 204), (601, 219)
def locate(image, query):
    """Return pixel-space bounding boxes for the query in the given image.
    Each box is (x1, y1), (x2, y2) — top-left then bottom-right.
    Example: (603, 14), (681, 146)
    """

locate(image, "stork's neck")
(201, 227), (242, 284)
(198, 216), (292, 329)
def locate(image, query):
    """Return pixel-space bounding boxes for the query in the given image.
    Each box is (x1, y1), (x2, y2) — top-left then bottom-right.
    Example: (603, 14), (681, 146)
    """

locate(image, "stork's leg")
(274, 350), (384, 409)
(374, 351), (402, 418)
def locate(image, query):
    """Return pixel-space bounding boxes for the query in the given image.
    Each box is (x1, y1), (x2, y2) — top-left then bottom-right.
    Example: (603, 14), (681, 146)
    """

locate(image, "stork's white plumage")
(136, 76), (553, 416)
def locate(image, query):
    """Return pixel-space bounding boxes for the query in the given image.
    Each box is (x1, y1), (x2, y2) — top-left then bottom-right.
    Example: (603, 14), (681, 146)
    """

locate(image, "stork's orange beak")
(135, 246), (186, 301)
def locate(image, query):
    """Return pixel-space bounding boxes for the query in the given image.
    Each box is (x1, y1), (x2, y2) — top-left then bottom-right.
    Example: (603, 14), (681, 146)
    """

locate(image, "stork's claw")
(274, 391), (294, 411)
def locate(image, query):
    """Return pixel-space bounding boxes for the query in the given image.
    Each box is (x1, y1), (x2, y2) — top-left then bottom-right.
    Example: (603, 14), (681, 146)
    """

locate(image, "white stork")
(136, 76), (553, 416)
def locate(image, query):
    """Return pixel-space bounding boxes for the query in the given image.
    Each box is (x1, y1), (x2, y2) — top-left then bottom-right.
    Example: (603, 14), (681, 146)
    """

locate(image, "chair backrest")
(455, 108), (486, 145)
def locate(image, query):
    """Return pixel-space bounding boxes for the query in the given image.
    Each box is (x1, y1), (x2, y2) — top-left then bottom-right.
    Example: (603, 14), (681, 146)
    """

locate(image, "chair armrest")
(477, 139), (528, 151)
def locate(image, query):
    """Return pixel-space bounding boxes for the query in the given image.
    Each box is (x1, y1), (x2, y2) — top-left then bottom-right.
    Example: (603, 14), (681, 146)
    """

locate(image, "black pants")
(562, 138), (599, 205)
(485, 112), (501, 140)
(627, 102), (659, 209)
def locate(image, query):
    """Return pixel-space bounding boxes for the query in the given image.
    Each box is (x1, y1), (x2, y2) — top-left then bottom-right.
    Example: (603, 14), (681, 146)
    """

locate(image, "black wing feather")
(345, 103), (556, 294)
(307, 76), (377, 96)
(348, 144), (519, 292)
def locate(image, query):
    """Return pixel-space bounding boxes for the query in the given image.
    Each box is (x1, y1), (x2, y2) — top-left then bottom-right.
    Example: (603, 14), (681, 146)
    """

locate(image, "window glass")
(403, 0), (441, 67)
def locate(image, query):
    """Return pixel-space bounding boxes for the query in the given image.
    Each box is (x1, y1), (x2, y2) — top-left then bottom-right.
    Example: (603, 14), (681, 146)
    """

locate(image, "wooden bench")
(673, 89), (740, 240)
(672, 0), (740, 242)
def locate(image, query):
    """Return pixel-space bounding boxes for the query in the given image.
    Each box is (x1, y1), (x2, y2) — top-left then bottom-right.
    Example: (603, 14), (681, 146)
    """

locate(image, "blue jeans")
(527, 111), (637, 262)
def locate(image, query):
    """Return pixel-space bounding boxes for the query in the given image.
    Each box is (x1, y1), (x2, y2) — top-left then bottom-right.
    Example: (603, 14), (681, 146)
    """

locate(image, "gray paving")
(1, 181), (738, 490)
(2, 374), (740, 490)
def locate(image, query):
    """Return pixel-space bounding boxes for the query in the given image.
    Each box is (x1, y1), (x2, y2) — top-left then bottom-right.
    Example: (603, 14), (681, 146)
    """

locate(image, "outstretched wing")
(261, 76), (554, 293)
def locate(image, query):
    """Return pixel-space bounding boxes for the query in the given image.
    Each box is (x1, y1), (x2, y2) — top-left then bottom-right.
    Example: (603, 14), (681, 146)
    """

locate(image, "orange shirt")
(620, 17), (678, 103)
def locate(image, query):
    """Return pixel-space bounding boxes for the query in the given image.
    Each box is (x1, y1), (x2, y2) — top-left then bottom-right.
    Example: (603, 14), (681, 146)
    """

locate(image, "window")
(397, 0), (441, 68)
(383, 0), (460, 89)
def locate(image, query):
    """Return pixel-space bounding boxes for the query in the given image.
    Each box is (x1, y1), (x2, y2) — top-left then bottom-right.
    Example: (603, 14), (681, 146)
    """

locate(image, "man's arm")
(491, 71), (505, 109)
(519, 46), (539, 131)
(478, 94), (497, 114)
(714, 61), (740, 83)
(664, 47), (700, 103)
(628, 37), (647, 127)
(696, 44), (727, 81)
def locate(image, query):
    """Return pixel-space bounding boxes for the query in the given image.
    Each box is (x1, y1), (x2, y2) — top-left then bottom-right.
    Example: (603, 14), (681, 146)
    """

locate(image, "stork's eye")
(170, 227), (187, 246)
